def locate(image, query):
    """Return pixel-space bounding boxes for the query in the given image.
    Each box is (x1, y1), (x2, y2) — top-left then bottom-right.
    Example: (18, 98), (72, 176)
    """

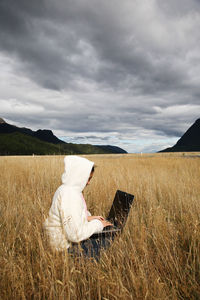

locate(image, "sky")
(0, 0), (200, 153)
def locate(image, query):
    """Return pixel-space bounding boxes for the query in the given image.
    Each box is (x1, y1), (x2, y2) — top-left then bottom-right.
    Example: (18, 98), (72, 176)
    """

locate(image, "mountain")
(160, 119), (200, 152)
(0, 119), (127, 155)
(0, 118), (6, 124)
(0, 122), (64, 144)
(95, 145), (127, 154)
(0, 132), (66, 155)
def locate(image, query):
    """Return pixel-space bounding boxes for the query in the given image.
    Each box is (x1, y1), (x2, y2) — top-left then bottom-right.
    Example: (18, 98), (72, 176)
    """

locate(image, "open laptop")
(91, 190), (134, 239)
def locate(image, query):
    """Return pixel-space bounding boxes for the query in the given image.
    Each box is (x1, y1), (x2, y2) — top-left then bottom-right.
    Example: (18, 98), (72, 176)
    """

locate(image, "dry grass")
(0, 153), (200, 300)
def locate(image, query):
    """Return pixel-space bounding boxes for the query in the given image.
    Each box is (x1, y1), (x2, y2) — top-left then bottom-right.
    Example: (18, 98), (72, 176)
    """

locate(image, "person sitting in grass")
(43, 155), (112, 254)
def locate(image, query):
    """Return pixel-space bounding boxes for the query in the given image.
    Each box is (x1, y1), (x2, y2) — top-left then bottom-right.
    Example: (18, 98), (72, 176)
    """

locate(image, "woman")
(43, 155), (112, 253)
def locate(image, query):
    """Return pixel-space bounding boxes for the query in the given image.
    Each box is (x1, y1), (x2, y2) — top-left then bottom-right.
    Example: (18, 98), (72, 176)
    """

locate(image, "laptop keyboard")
(103, 225), (119, 231)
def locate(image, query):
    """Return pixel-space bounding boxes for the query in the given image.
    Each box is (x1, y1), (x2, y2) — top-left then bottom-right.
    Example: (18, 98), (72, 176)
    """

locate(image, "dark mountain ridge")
(0, 119), (127, 155)
(0, 122), (64, 144)
(95, 145), (127, 154)
(160, 118), (200, 152)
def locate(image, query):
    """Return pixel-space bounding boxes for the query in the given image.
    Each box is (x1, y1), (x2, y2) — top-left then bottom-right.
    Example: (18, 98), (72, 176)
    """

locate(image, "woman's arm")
(60, 189), (104, 243)
(87, 215), (105, 221)
(87, 216), (113, 227)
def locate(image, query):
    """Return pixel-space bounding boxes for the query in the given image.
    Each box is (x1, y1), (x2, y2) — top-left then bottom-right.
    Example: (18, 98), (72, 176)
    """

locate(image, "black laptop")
(91, 190), (134, 238)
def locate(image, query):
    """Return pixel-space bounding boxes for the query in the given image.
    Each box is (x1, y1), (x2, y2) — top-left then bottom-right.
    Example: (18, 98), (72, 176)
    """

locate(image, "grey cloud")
(0, 0), (200, 152)
(1, 0), (199, 94)
(61, 135), (111, 143)
(157, 0), (200, 16)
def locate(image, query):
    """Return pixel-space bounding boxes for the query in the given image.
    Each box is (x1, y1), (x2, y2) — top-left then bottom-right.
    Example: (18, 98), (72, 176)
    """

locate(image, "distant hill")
(95, 145), (127, 154)
(0, 119), (127, 155)
(0, 122), (64, 144)
(0, 132), (66, 155)
(160, 118), (200, 152)
(0, 118), (5, 124)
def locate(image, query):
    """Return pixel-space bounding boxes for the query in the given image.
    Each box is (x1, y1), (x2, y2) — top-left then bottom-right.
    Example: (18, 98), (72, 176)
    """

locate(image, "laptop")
(91, 190), (134, 238)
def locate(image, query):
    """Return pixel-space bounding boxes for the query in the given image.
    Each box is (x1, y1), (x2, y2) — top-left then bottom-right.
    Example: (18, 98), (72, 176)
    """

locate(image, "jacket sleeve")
(59, 189), (103, 243)
(87, 210), (91, 217)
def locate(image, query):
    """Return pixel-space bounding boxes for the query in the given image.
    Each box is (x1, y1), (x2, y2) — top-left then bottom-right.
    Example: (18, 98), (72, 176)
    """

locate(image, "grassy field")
(0, 153), (199, 299)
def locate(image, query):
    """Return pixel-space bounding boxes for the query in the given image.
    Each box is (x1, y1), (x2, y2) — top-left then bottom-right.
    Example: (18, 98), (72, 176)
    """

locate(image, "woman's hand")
(87, 216), (113, 227)
(87, 216), (105, 222)
(101, 220), (113, 228)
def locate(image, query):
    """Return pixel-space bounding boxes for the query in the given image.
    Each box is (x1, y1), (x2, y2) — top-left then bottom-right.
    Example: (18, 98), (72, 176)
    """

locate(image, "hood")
(61, 156), (94, 192)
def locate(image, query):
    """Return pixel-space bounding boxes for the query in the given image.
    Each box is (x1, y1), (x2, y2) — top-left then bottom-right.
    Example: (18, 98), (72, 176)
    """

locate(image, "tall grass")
(0, 154), (199, 299)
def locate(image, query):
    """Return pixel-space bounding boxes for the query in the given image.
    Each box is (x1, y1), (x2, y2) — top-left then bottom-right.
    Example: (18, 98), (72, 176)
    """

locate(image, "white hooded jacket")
(43, 156), (103, 251)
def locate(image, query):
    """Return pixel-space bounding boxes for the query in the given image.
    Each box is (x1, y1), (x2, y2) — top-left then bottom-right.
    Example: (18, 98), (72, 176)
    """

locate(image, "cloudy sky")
(0, 0), (200, 153)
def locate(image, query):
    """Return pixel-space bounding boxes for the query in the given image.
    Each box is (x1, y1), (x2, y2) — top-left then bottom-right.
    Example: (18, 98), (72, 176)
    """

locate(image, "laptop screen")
(107, 190), (134, 228)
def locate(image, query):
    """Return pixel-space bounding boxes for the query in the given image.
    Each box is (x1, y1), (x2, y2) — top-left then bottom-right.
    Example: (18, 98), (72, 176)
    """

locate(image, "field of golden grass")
(0, 153), (199, 300)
